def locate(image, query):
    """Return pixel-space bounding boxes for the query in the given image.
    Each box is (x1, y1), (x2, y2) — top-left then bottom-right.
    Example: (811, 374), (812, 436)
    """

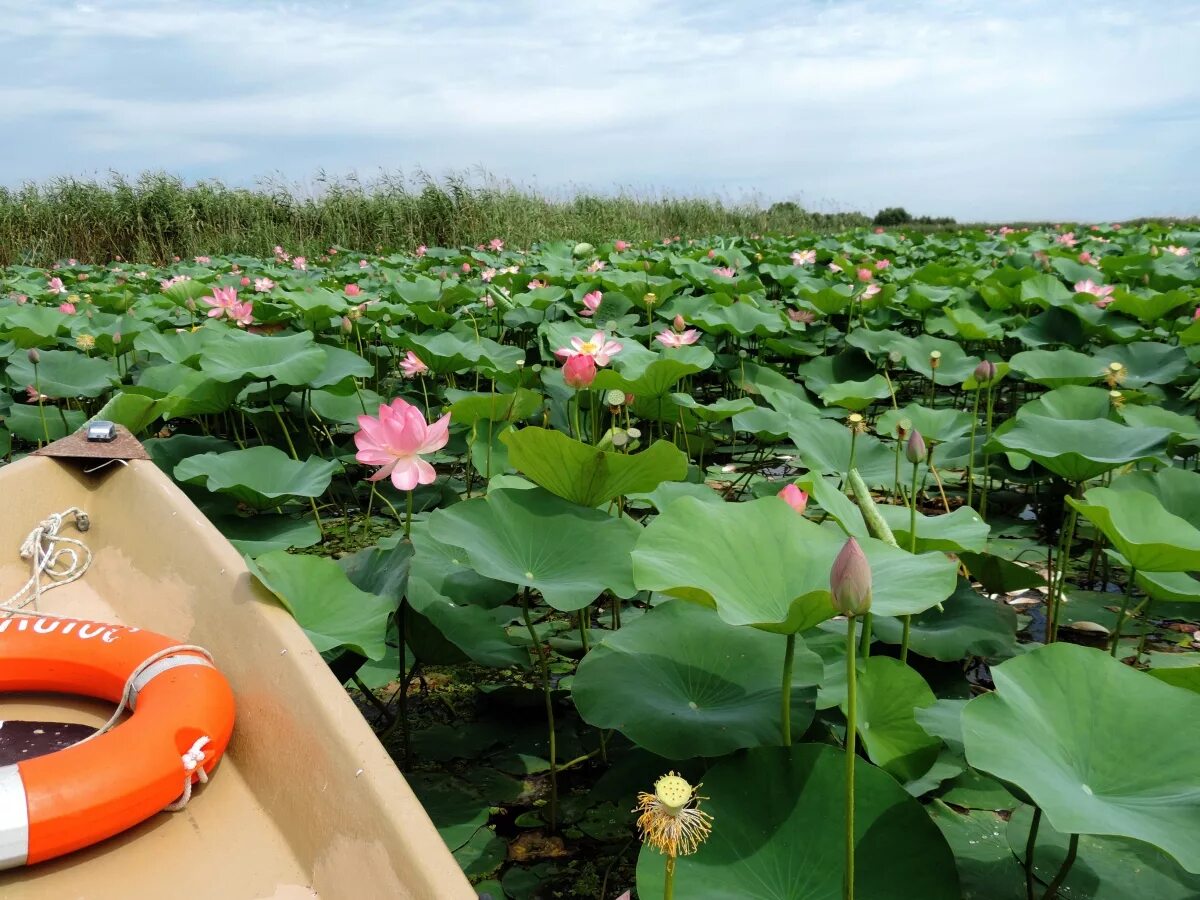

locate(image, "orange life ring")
(0, 614), (235, 869)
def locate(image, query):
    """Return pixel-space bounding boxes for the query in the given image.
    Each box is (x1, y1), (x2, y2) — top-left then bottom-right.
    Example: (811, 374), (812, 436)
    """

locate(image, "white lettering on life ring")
(0, 617), (125, 643)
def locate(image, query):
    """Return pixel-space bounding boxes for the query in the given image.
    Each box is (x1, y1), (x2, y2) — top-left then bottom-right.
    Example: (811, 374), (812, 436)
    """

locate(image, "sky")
(2, 0), (1199, 222)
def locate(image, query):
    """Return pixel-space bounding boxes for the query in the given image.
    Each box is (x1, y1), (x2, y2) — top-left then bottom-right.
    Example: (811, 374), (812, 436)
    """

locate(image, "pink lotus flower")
(359, 259), (369, 268)
(26, 385), (48, 403)
(254, 277), (275, 293)
(788, 308), (815, 324)
(194, 256), (211, 264)
(240, 276), (251, 286)
(204, 285), (240, 319)
(481, 267), (497, 282)
(856, 267), (873, 282)
(778, 483), (808, 514)
(230, 300), (254, 327)
(47, 277), (66, 295)
(354, 398), (450, 491)
(587, 259), (606, 273)
(713, 266), (736, 278)
(400, 351), (429, 378)
(875, 259), (890, 270)
(555, 330), (623, 367)
(273, 245), (289, 261)
(563, 354), (597, 389)
(1073, 279), (1114, 300)
(160, 274), (191, 291)
(12, 294), (27, 304)
(345, 283), (362, 297)
(614, 240), (630, 252)
(415, 245), (427, 258)
(1194, 307), (1200, 320)
(488, 238), (505, 251)
(790, 250), (816, 266)
(461, 263), (472, 273)
(829, 262), (843, 274)
(579, 290), (602, 317)
(1077, 251), (1095, 264)
(860, 283), (881, 300)
(873, 227), (884, 234)
(292, 256), (307, 271)
(58, 301), (76, 315)
(998, 226), (1015, 235)
(527, 279), (548, 290)
(1165, 245), (1191, 257)
(655, 328), (700, 348)
(67, 258), (77, 266)
(1056, 232), (1077, 247)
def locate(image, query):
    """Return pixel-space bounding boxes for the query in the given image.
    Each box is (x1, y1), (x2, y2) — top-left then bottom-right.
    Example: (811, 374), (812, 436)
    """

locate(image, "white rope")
(164, 736), (211, 812)
(1, 508), (92, 619)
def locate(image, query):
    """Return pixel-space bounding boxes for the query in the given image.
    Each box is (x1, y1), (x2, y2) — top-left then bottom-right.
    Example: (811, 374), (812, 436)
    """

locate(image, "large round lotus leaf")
(138, 363), (242, 417)
(446, 388), (543, 425)
(213, 513), (321, 555)
(174, 445), (339, 509)
(632, 496), (957, 634)
(635, 744), (960, 900)
(6, 349), (119, 398)
(876, 504), (990, 554)
(5, 404), (85, 442)
(903, 334), (981, 381)
(1010, 348), (1104, 387)
(841, 655), (940, 783)
(592, 345), (715, 397)
(1008, 804), (1200, 899)
(962, 643), (1200, 873)
(403, 329), (524, 374)
(572, 601), (822, 758)
(426, 487), (640, 611)
(1092, 341), (1190, 387)
(876, 403), (972, 442)
(817, 375), (892, 411)
(787, 418), (903, 488)
(1120, 406), (1200, 448)
(1067, 486), (1200, 572)
(872, 580), (1019, 662)
(133, 328), (211, 365)
(500, 427), (687, 508)
(199, 328), (327, 384)
(1017, 384), (1113, 420)
(0, 305), (67, 347)
(929, 805), (1026, 900)
(1111, 465), (1200, 528)
(1135, 569), (1200, 603)
(246, 550), (395, 660)
(989, 414), (1169, 481)
(305, 344), (373, 389)
(406, 576), (528, 668)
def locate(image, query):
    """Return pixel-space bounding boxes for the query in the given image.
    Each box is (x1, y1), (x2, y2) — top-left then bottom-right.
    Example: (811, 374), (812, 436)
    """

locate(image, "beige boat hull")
(0, 455), (473, 899)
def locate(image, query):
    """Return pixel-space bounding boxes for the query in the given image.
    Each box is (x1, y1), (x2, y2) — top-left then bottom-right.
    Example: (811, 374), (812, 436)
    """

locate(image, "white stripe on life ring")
(129, 655), (214, 711)
(0, 764), (29, 870)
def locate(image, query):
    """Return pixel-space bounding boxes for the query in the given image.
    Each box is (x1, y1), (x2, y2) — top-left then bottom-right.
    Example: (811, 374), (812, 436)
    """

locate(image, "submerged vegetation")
(3, 221), (1200, 898)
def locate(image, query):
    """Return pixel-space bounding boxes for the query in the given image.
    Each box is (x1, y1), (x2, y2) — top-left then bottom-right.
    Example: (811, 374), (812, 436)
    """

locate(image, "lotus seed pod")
(605, 389), (626, 407)
(905, 429), (927, 464)
(611, 429), (629, 448)
(831, 536), (872, 617)
(643, 292), (657, 306)
(572, 242), (595, 258)
(929, 350), (942, 369)
(627, 427), (642, 440)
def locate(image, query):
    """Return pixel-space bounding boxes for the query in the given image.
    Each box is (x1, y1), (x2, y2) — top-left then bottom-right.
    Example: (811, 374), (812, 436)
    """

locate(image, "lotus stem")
(405, 489), (414, 540)
(1041, 833), (1079, 900)
(1048, 489), (1080, 643)
(900, 460), (920, 664)
(1024, 806), (1042, 900)
(781, 633), (795, 746)
(1137, 595), (1156, 661)
(967, 386), (982, 508)
(664, 853), (676, 900)
(1111, 567), (1137, 658)
(844, 615), (858, 900)
(33, 367), (49, 445)
(980, 382), (995, 521)
(267, 377), (325, 538)
(846, 468), (901, 658)
(847, 427), (859, 483)
(579, 606), (591, 653)
(520, 588), (558, 830)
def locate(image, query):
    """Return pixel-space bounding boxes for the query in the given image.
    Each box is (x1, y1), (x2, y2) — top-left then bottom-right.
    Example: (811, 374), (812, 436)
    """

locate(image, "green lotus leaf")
(669, 394), (755, 423)
(631, 496), (958, 634)
(963, 643), (1200, 873)
(212, 514), (322, 556)
(0, 305), (68, 347)
(133, 328), (211, 365)
(403, 328), (525, 374)
(876, 504), (990, 554)
(426, 487), (640, 611)
(199, 329), (327, 385)
(246, 550), (394, 659)
(635, 744), (960, 900)
(1135, 569), (1200, 603)
(876, 403), (972, 443)
(787, 418), (902, 488)
(1111, 465), (1200, 528)
(592, 346), (715, 397)
(817, 375), (892, 411)
(1119, 406), (1200, 448)
(447, 388), (543, 425)
(1008, 804), (1200, 899)
(871, 579), (1020, 661)
(990, 414), (1169, 481)
(1092, 341), (1190, 388)
(6, 349), (119, 398)
(1010, 349), (1104, 387)
(500, 427), (687, 507)
(1067, 487), (1200, 572)
(1018, 384), (1113, 420)
(572, 600), (822, 758)
(306, 387), (383, 424)
(1107, 288), (1193, 325)
(929, 805), (1027, 900)
(173, 445), (339, 509)
(5, 404), (86, 442)
(91, 390), (165, 434)
(406, 576), (528, 668)
(306, 345), (373, 389)
(842, 655), (940, 782)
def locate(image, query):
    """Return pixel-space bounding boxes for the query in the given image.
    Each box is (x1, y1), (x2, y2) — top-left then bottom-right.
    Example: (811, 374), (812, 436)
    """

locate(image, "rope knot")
(181, 737), (210, 774)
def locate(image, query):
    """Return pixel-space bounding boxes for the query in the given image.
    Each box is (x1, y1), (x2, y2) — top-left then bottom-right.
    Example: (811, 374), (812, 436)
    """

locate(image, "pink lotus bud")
(26, 348), (39, 365)
(973, 360), (997, 383)
(563, 354), (597, 389)
(240, 276), (251, 286)
(345, 283), (362, 297)
(673, 314), (686, 333)
(778, 483), (808, 515)
(905, 429), (927, 464)
(831, 536), (872, 617)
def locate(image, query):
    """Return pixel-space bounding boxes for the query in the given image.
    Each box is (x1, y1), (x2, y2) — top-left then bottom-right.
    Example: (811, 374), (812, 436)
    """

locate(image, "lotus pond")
(3, 225), (1200, 899)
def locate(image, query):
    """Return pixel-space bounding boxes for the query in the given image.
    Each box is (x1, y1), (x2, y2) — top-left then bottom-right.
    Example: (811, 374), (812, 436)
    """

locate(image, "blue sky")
(2, 0), (1198, 221)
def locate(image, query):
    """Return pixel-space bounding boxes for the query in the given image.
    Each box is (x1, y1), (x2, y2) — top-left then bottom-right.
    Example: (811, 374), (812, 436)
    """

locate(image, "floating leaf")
(174, 445), (339, 509)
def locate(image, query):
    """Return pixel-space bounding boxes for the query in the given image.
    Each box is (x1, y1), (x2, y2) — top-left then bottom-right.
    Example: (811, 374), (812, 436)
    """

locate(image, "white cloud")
(1, 0), (1198, 220)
